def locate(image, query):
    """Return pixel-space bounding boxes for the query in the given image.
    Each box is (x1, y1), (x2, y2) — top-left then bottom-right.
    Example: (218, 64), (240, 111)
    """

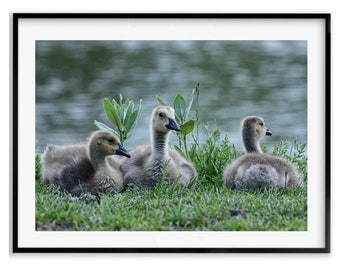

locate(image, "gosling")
(120, 105), (197, 188)
(223, 116), (301, 190)
(42, 130), (130, 195)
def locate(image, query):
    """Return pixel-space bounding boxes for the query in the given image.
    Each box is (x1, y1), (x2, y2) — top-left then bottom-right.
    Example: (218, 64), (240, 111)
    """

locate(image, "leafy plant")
(156, 83), (200, 159)
(35, 154), (42, 182)
(94, 94), (142, 144)
(192, 129), (242, 184)
(273, 138), (308, 183)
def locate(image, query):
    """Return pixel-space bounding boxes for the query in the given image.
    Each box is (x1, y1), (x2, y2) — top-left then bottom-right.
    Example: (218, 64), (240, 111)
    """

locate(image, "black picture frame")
(12, 13), (331, 253)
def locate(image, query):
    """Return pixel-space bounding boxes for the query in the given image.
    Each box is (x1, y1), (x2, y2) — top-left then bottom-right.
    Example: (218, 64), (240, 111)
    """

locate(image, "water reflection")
(36, 40), (307, 154)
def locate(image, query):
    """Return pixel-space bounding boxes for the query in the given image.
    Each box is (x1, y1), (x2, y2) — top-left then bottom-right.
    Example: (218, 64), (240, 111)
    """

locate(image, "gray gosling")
(223, 116), (301, 190)
(120, 105), (197, 188)
(42, 130), (130, 195)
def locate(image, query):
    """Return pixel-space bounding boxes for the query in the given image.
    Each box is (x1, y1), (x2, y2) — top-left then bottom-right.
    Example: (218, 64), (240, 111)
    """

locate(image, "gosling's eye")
(259, 122), (264, 127)
(107, 138), (115, 144)
(159, 112), (164, 118)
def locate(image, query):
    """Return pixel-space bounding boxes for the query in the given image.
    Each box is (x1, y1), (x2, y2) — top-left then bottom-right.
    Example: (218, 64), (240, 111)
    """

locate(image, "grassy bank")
(35, 132), (307, 231)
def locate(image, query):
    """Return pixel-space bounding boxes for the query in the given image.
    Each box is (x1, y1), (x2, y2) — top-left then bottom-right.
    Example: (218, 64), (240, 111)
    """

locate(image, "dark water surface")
(36, 40), (307, 154)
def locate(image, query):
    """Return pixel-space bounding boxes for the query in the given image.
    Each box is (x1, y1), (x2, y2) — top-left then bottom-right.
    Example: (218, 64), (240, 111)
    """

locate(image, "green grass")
(36, 181), (307, 231)
(35, 132), (308, 231)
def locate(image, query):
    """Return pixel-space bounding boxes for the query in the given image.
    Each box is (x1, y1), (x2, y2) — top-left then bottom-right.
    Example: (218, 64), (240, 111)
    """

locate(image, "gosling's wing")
(168, 149), (197, 174)
(168, 149), (198, 186)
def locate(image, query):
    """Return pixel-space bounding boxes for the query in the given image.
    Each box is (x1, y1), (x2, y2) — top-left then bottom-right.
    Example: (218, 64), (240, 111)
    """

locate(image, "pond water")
(36, 40), (307, 154)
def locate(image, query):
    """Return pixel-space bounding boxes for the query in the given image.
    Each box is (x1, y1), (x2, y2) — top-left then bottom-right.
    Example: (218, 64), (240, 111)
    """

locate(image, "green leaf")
(173, 92), (186, 123)
(124, 100), (134, 124)
(125, 110), (139, 132)
(103, 98), (116, 124)
(94, 120), (119, 136)
(118, 102), (125, 121)
(156, 96), (167, 106)
(124, 99), (143, 133)
(185, 87), (197, 120)
(119, 93), (123, 105)
(180, 119), (195, 136)
(119, 99), (130, 123)
(111, 97), (120, 108)
(104, 98), (122, 131)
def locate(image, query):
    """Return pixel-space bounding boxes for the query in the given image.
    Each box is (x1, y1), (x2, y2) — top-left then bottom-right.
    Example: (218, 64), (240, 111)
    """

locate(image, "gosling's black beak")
(116, 144), (131, 158)
(165, 118), (181, 132)
(265, 128), (272, 136)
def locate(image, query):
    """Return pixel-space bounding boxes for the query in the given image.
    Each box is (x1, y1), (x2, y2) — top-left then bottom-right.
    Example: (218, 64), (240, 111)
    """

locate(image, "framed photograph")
(12, 13), (331, 253)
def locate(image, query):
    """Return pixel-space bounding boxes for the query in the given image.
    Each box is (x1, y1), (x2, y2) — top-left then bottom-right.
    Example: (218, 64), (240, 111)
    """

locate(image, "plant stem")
(183, 135), (190, 161)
